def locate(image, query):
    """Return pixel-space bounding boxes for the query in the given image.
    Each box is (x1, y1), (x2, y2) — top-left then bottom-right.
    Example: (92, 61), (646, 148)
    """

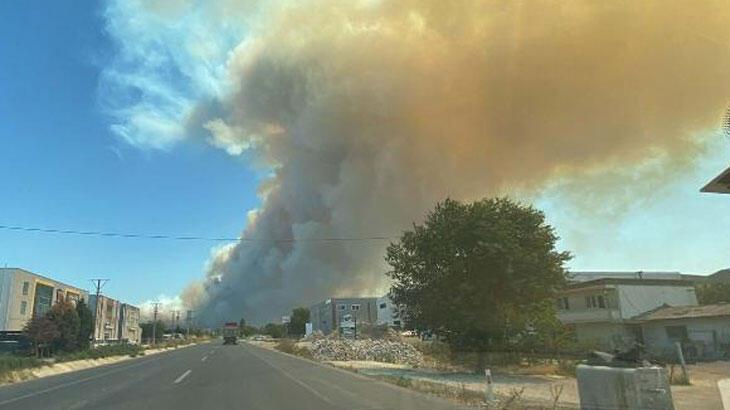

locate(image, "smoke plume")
(104, 1), (730, 324)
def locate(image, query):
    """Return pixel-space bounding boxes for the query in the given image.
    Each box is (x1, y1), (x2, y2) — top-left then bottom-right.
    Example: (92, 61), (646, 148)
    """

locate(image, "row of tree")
(237, 307), (311, 339)
(23, 300), (95, 357)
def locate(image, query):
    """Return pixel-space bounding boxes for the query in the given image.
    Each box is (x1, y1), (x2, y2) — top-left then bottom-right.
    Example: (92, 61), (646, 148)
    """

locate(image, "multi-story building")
(118, 303), (142, 344)
(376, 294), (404, 329)
(557, 271), (698, 349)
(0, 268), (88, 333)
(310, 297), (378, 334)
(89, 295), (121, 342)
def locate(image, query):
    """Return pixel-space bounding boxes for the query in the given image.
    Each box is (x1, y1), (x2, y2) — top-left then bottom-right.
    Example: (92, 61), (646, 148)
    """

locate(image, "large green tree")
(386, 197), (571, 351)
(288, 307), (310, 337)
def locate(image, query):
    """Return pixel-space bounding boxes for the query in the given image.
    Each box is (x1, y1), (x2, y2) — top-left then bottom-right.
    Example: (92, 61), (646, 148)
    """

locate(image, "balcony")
(557, 308), (622, 324)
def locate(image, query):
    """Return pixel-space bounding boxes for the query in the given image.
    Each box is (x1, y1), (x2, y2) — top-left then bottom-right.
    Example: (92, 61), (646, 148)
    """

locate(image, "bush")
(55, 344), (144, 363)
(275, 339), (313, 359)
(0, 355), (44, 375)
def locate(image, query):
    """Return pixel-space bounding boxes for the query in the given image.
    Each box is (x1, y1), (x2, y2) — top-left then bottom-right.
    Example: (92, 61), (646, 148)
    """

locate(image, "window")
(379, 303), (387, 309)
(351, 304), (361, 311)
(22, 282), (29, 296)
(20, 301), (27, 315)
(585, 295), (606, 309)
(338, 304), (346, 311)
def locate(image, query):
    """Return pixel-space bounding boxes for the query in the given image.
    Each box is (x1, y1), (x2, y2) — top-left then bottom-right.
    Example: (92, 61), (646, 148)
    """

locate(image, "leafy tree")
(47, 300), (81, 352)
(386, 197), (571, 351)
(76, 299), (94, 349)
(261, 323), (286, 338)
(288, 307), (310, 337)
(24, 315), (59, 357)
(696, 282), (730, 304)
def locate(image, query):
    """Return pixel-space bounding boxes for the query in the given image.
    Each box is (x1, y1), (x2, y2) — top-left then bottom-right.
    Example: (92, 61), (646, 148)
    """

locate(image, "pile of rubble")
(310, 338), (423, 366)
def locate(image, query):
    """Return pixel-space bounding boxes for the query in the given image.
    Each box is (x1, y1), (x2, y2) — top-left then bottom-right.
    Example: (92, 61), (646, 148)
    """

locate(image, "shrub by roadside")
(275, 339), (314, 359)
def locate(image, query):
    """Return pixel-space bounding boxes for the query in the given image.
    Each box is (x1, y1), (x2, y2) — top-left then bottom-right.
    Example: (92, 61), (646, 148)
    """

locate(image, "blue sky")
(0, 1), (259, 305)
(1, 1), (729, 311)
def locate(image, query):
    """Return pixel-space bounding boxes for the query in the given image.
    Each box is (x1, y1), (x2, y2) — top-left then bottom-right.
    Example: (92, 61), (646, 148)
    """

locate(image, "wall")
(641, 317), (730, 358)
(575, 322), (637, 350)
(616, 284), (697, 319)
(557, 287), (622, 324)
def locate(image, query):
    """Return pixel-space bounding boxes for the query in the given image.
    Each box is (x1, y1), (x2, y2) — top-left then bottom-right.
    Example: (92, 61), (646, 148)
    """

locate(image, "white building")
(633, 303), (730, 360)
(376, 295), (404, 329)
(0, 268), (88, 333)
(557, 271), (698, 349)
(118, 303), (142, 344)
(89, 294), (121, 343)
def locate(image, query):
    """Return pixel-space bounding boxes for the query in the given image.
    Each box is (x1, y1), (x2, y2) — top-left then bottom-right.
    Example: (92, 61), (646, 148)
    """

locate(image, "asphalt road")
(0, 342), (466, 410)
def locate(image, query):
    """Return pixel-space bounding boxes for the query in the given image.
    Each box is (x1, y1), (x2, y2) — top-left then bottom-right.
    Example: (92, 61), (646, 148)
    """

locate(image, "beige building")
(89, 294), (121, 342)
(0, 268), (88, 333)
(118, 303), (142, 344)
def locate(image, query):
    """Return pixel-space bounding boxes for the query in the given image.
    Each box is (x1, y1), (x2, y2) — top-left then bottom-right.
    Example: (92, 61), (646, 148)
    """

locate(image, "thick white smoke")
(103, 1), (730, 324)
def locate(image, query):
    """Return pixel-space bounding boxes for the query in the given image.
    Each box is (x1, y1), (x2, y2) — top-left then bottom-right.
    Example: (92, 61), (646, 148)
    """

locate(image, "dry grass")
(274, 339), (314, 360)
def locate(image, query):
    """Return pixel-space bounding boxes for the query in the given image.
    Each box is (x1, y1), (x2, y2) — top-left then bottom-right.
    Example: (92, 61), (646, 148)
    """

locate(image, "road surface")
(0, 342), (466, 409)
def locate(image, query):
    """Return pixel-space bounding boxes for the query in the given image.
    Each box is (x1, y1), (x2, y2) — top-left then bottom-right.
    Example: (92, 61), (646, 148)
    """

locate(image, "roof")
(633, 303), (730, 322)
(568, 271), (683, 282)
(701, 165), (730, 193)
(566, 277), (692, 290)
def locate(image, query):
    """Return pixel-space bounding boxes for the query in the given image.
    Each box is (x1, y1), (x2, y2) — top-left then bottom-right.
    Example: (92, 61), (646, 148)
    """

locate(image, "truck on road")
(222, 322), (238, 345)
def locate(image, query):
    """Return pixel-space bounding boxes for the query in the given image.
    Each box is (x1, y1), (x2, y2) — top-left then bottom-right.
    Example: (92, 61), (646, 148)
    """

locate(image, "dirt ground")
(336, 360), (730, 409)
(251, 339), (729, 409)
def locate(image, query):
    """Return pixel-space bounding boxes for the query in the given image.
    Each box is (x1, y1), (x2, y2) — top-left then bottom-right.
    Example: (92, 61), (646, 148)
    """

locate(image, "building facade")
(0, 268), (88, 333)
(89, 295), (121, 342)
(310, 297), (378, 334)
(557, 272), (698, 349)
(634, 303), (730, 359)
(118, 303), (142, 344)
(376, 294), (404, 329)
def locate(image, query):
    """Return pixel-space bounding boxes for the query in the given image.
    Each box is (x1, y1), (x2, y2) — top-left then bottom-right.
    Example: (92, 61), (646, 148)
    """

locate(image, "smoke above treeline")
(104, 1), (730, 325)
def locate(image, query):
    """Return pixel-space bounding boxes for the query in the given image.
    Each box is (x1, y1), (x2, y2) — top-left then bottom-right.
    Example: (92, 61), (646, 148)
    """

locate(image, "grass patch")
(374, 375), (485, 406)
(55, 344), (144, 363)
(0, 354), (45, 381)
(275, 339), (314, 360)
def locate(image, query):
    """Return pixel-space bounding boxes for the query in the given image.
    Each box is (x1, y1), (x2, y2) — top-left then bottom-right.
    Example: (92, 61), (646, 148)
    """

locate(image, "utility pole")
(176, 311), (180, 332)
(186, 310), (193, 339)
(90, 279), (109, 344)
(151, 302), (161, 346)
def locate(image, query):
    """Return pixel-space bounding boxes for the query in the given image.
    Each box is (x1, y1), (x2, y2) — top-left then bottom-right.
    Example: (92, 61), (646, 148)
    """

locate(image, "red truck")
(222, 322), (238, 345)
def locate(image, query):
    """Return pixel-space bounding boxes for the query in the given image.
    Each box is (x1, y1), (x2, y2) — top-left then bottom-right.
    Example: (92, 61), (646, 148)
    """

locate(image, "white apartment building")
(0, 268), (88, 333)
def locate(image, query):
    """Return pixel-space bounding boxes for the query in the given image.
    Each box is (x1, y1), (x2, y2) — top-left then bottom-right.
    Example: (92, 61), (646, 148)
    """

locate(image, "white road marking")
(719, 378), (730, 410)
(201, 356), (208, 362)
(245, 347), (334, 405)
(174, 369), (192, 384)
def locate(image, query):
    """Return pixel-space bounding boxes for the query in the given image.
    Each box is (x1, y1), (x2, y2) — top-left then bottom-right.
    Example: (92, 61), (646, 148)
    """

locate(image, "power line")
(0, 223), (395, 243)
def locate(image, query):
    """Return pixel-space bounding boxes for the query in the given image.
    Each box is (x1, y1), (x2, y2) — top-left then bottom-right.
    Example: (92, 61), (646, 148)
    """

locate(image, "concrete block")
(576, 365), (674, 410)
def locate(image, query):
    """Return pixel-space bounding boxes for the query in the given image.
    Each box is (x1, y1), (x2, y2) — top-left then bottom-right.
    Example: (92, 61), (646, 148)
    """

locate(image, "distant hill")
(682, 269), (730, 284)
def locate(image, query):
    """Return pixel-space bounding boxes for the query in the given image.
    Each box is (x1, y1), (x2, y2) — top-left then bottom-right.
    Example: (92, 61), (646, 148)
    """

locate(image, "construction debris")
(310, 338), (424, 366)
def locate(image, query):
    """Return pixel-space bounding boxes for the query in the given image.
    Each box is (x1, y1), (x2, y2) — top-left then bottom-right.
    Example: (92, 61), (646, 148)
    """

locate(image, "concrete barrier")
(576, 365), (674, 410)
(719, 378), (730, 410)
